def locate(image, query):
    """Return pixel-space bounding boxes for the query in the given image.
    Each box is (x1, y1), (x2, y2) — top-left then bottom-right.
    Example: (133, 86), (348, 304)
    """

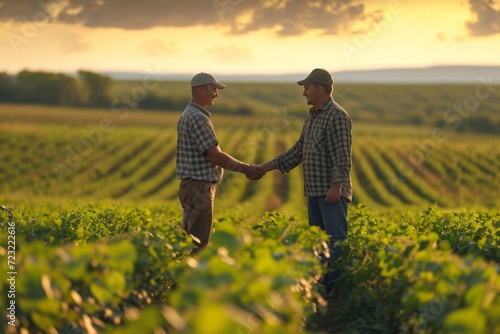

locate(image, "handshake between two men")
(240, 162), (275, 181)
(205, 145), (275, 181)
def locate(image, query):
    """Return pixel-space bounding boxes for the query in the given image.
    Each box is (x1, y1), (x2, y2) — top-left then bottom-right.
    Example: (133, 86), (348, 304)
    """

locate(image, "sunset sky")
(1, 0), (499, 76)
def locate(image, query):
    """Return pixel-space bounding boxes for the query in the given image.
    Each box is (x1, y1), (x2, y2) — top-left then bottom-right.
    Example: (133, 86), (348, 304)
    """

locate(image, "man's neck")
(191, 98), (207, 108)
(313, 96), (331, 110)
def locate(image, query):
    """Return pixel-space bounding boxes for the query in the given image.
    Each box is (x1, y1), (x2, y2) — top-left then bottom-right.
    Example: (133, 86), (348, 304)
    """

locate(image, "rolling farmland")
(0, 103), (498, 210)
(1, 89), (499, 334)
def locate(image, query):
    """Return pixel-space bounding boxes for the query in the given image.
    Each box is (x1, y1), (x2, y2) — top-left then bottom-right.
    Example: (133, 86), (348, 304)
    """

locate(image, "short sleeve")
(190, 114), (219, 153)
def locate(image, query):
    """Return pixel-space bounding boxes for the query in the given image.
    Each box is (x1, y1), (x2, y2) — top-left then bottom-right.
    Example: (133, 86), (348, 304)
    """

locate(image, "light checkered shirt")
(272, 98), (353, 200)
(176, 101), (223, 183)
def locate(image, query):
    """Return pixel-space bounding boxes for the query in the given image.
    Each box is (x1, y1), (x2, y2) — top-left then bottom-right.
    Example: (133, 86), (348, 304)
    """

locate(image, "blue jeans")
(308, 195), (349, 289)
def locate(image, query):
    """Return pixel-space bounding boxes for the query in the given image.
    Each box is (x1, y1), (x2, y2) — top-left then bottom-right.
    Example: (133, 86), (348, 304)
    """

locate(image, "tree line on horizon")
(0, 70), (115, 107)
(0, 70), (201, 112)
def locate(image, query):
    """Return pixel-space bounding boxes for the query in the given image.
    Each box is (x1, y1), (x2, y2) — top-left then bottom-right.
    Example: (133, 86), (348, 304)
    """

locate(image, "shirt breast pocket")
(312, 125), (327, 153)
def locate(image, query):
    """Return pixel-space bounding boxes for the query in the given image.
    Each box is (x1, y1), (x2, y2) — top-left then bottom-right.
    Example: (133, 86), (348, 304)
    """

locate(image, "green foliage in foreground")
(0, 205), (327, 334)
(335, 205), (499, 333)
(0, 204), (498, 333)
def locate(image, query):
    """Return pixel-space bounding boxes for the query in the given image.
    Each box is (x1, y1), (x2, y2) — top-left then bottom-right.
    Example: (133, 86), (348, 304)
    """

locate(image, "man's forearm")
(259, 161), (277, 173)
(205, 145), (264, 180)
(211, 150), (246, 172)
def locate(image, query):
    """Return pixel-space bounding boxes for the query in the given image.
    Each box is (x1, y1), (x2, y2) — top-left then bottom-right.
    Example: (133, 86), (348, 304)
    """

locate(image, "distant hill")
(104, 65), (500, 84)
(331, 66), (500, 84)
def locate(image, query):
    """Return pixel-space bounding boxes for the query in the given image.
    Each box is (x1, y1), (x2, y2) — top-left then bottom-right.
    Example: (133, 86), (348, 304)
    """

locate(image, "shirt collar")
(310, 97), (334, 117)
(188, 101), (212, 118)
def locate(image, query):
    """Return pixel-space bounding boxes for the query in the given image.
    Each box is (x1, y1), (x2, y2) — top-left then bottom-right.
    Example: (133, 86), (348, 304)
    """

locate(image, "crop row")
(1, 116), (499, 210)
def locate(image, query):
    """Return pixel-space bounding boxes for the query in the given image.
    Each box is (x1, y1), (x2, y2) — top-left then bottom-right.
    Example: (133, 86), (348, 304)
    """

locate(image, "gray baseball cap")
(297, 68), (334, 86)
(191, 72), (226, 89)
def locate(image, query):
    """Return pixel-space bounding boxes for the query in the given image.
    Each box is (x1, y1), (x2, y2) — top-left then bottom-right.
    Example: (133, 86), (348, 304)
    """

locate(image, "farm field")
(1, 95), (499, 333)
(1, 103), (499, 210)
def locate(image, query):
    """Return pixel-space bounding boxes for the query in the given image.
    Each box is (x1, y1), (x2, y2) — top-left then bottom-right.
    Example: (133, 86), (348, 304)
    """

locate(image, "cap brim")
(214, 82), (226, 89)
(297, 79), (308, 86)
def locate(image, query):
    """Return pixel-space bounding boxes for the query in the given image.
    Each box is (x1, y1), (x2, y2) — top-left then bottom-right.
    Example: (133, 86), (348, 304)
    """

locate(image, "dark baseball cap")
(297, 68), (334, 86)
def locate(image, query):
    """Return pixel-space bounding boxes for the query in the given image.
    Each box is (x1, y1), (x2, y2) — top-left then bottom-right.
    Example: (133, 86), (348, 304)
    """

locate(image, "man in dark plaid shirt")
(176, 72), (263, 253)
(258, 68), (352, 299)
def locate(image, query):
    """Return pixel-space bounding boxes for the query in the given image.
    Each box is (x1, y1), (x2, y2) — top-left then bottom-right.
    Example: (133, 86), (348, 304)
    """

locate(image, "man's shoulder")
(182, 103), (200, 115)
(329, 100), (351, 120)
(181, 104), (211, 122)
(318, 99), (346, 116)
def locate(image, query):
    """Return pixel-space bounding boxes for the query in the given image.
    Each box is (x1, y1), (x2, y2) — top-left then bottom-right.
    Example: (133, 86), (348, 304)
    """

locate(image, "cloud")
(207, 43), (253, 62)
(466, 0), (500, 36)
(223, 0), (370, 36)
(142, 38), (178, 56)
(0, 0), (219, 29)
(436, 31), (448, 41)
(0, 0), (378, 36)
(59, 32), (90, 53)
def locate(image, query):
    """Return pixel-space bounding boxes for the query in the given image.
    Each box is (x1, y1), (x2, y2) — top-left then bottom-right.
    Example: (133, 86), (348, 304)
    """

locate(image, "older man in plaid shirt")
(258, 68), (353, 299)
(177, 72), (263, 253)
